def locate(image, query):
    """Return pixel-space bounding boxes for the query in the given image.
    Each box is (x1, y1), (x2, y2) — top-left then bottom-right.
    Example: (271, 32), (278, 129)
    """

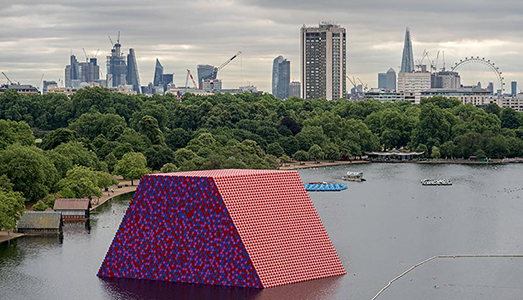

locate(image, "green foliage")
(32, 200), (48, 211)
(1, 90), (523, 189)
(0, 120), (34, 150)
(431, 146), (441, 159)
(308, 144), (325, 161)
(114, 152), (149, 185)
(145, 145), (175, 171)
(266, 142), (284, 157)
(57, 166), (115, 198)
(52, 141), (105, 171)
(138, 115), (165, 145)
(41, 128), (77, 150)
(0, 144), (58, 201)
(160, 163), (178, 173)
(0, 175), (25, 231)
(293, 150), (309, 161)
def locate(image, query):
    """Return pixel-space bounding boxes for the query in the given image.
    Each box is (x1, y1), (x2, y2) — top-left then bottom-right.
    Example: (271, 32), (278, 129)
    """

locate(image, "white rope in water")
(371, 254), (523, 300)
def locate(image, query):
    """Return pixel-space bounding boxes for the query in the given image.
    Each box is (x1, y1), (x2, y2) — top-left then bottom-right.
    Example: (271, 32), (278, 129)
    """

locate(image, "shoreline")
(278, 158), (523, 170)
(278, 160), (370, 170)
(90, 180), (139, 211)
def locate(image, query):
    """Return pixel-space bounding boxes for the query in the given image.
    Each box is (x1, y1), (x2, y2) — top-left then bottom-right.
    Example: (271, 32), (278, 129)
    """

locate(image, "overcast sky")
(1, 0), (523, 92)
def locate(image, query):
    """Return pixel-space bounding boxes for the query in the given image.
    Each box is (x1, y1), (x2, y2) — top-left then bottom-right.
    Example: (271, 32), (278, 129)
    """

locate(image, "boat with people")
(342, 171), (366, 182)
(420, 178), (452, 186)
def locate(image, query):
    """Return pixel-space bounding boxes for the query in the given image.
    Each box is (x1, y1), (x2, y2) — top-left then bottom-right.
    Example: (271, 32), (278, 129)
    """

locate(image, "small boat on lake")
(420, 178), (452, 186)
(342, 171), (366, 182)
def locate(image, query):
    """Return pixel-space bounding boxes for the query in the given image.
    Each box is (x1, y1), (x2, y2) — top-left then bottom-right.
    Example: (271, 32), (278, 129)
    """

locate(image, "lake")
(1, 163), (523, 300)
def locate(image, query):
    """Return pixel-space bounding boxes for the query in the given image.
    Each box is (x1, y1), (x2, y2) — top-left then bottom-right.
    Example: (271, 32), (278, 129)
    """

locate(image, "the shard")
(400, 27), (415, 73)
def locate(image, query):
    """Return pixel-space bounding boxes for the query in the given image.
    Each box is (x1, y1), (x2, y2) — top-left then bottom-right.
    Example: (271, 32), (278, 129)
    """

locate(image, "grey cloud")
(0, 0), (522, 91)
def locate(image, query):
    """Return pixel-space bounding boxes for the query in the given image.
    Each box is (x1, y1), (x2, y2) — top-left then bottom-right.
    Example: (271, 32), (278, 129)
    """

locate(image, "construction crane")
(216, 51), (242, 72)
(2, 72), (13, 84)
(346, 76), (358, 92)
(94, 49), (100, 59)
(108, 36), (114, 47)
(82, 48), (89, 61)
(185, 69), (198, 93)
(37, 73), (45, 92)
(357, 78), (368, 92)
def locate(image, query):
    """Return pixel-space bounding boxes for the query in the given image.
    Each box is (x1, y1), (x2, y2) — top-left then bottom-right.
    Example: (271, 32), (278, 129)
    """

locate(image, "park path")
(90, 180), (140, 211)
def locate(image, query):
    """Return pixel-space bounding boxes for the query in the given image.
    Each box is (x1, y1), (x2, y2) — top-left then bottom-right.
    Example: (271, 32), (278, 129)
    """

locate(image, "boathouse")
(98, 169), (345, 288)
(53, 198), (91, 221)
(17, 211), (63, 236)
(366, 149), (424, 160)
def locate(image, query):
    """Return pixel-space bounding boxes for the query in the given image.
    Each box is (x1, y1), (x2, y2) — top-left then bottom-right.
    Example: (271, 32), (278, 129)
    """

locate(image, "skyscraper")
(162, 73), (174, 91)
(300, 23), (346, 100)
(272, 56), (290, 99)
(127, 49), (141, 94)
(197, 65), (217, 90)
(153, 59), (164, 87)
(487, 82), (494, 94)
(386, 68), (397, 91)
(106, 41), (127, 87)
(378, 73), (387, 89)
(400, 28), (415, 73)
(511, 81), (517, 96)
(289, 81), (301, 98)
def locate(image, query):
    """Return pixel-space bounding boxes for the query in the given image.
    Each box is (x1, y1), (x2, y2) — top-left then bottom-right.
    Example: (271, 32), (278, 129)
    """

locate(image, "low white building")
(364, 89), (405, 102)
(420, 88), (494, 107)
(497, 95), (523, 112)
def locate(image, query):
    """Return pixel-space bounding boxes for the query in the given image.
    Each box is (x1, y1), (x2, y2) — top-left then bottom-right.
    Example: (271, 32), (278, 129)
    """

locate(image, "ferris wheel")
(451, 57), (505, 93)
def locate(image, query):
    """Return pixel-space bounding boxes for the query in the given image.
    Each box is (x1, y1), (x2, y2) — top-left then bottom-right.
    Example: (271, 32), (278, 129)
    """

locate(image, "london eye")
(451, 57), (505, 93)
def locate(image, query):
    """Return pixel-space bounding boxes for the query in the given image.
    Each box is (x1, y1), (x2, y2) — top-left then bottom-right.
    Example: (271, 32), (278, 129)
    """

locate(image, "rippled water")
(1, 163), (523, 300)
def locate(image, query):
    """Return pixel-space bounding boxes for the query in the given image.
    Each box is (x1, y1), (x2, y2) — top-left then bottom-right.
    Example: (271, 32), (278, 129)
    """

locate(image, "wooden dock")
(0, 231), (24, 244)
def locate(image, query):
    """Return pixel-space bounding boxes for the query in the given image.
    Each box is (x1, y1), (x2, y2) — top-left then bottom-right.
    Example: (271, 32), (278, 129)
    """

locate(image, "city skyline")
(1, 0), (523, 92)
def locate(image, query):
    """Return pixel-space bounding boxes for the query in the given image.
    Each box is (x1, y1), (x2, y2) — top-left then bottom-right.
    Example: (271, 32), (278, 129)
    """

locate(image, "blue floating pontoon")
(303, 182), (348, 192)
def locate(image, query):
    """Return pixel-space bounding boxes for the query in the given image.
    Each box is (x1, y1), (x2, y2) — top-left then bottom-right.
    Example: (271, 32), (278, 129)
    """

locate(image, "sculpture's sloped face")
(98, 174), (262, 288)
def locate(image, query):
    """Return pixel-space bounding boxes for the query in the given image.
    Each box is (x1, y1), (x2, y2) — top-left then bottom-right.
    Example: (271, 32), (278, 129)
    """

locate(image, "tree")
(57, 166), (111, 198)
(160, 163), (178, 173)
(293, 150), (309, 161)
(308, 144), (325, 162)
(52, 141), (104, 171)
(32, 200), (48, 211)
(0, 119), (34, 150)
(501, 108), (522, 129)
(440, 141), (457, 158)
(266, 142), (284, 157)
(484, 103), (501, 117)
(0, 175), (25, 232)
(431, 146), (441, 159)
(165, 128), (191, 150)
(174, 148), (198, 167)
(41, 128), (77, 150)
(138, 115), (165, 145)
(0, 144), (58, 201)
(144, 145), (175, 171)
(114, 152), (149, 185)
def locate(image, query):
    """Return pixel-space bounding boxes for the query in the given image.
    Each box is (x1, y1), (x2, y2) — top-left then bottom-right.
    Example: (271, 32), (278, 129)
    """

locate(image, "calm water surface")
(1, 163), (523, 300)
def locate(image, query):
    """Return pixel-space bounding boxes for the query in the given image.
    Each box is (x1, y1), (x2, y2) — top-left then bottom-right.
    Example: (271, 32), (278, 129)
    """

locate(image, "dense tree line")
(1, 88), (523, 229)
